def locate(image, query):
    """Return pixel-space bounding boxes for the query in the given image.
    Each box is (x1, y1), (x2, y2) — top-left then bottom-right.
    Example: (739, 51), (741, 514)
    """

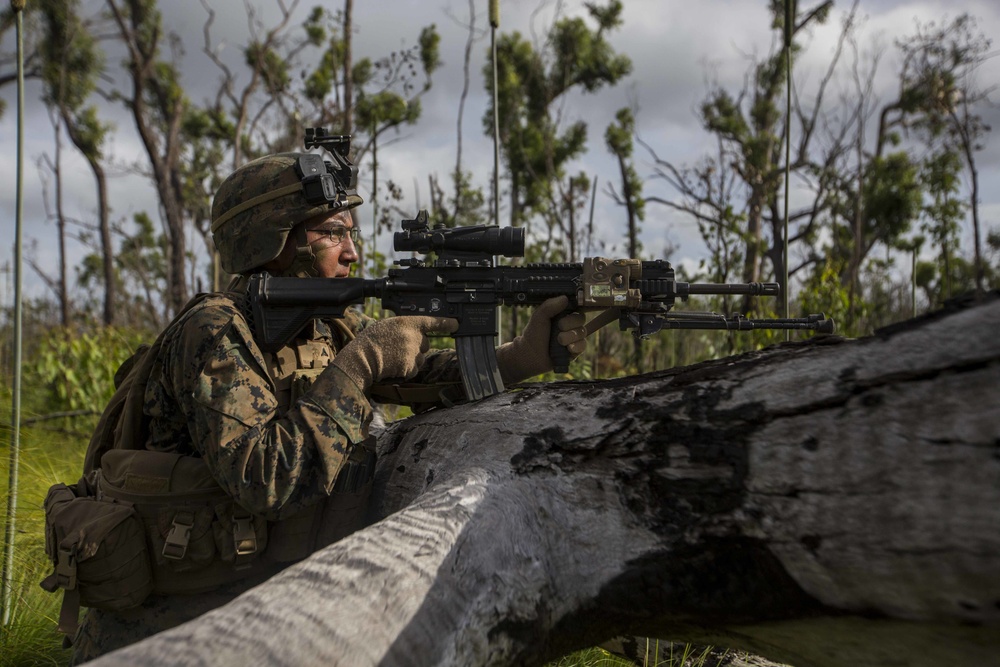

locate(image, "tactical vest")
(41, 293), (375, 635)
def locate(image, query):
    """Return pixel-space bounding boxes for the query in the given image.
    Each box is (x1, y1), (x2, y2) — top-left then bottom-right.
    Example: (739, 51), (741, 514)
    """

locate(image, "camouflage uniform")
(70, 288), (461, 664)
(68, 148), (466, 663)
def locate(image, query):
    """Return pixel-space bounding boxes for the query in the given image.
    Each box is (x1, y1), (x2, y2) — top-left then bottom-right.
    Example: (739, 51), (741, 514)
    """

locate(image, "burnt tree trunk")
(92, 296), (1000, 667)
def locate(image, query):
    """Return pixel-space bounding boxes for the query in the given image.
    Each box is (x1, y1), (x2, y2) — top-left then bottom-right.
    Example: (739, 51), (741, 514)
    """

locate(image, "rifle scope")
(394, 224), (525, 258)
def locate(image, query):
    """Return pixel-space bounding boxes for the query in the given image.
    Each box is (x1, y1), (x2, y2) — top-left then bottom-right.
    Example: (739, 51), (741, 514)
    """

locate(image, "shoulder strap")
(83, 341), (158, 474)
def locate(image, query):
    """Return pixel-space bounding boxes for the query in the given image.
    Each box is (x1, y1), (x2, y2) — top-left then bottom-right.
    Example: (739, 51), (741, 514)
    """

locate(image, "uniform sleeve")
(162, 302), (372, 521)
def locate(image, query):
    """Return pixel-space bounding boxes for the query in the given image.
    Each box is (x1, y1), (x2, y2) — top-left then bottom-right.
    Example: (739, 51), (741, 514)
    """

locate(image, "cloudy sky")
(1, 0), (998, 302)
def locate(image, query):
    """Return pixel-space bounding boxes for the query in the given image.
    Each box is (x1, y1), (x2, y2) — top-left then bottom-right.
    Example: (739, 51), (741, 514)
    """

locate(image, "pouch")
(98, 450), (268, 593)
(40, 477), (152, 634)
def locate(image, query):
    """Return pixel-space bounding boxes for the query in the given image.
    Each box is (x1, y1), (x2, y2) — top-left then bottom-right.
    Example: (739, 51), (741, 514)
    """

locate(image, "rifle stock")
(249, 276), (384, 353)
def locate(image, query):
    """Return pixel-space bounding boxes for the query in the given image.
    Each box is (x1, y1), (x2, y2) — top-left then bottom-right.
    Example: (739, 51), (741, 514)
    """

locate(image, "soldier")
(66, 151), (587, 663)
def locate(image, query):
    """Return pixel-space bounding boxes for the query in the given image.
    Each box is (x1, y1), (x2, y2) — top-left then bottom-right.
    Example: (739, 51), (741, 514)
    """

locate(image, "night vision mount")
(295, 127), (360, 208)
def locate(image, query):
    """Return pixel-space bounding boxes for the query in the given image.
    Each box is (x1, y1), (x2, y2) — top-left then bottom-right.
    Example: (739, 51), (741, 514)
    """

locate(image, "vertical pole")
(586, 176), (597, 257)
(490, 0), (500, 226)
(370, 117), (378, 317)
(490, 0), (502, 345)
(567, 180), (575, 262)
(2, 0), (27, 627)
(782, 0), (795, 340)
(586, 175), (599, 377)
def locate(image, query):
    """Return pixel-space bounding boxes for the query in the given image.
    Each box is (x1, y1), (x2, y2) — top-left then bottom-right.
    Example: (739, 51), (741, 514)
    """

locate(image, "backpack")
(40, 295), (267, 635)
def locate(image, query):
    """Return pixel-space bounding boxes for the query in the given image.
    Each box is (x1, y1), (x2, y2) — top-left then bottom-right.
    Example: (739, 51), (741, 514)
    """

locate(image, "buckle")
(162, 511), (194, 560)
(233, 517), (257, 557)
(55, 545), (78, 590)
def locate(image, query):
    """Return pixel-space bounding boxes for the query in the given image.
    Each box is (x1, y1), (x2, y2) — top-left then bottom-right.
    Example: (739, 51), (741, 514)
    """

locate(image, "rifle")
(248, 209), (834, 401)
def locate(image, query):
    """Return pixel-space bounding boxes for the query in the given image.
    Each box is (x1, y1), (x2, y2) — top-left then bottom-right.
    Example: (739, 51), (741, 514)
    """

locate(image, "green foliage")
(351, 58), (373, 87)
(182, 106), (235, 143)
(485, 1), (631, 234)
(675, 0), (833, 312)
(430, 169), (488, 229)
(305, 51), (337, 103)
(546, 647), (633, 666)
(301, 10), (350, 106)
(605, 107), (645, 259)
(799, 259), (854, 334)
(22, 326), (147, 419)
(38, 0), (103, 111)
(418, 25), (441, 81)
(344, 21), (440, 160)
(769, 0), (833, 34)
(604, 107), (634, 158)
(895, 14), (991, 142)
(303, 6), (326, 47)
(70, 105), (109, 158)
(0, 325), (142, 664)
(916, 255), (980, 307)
(548, 4), (632, 93)
(245, 41), (291, 93)
(546, 641), (730, 666)
(861, 153), (922, 245)
(356, 90), (420, 129)
(77, 212), (169, 330)
(37, 1), (111, 165)
(916, 149), (967, 306)
(147, 62), (186, 125)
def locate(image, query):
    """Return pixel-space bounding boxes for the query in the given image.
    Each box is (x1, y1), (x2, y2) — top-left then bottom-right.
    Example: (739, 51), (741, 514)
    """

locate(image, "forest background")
(0, 0), (999, 378)
(0, 0), (998, 663)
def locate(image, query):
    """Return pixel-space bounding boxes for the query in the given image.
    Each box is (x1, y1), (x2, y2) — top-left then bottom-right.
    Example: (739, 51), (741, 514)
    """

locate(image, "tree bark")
(61, 113), (115, 326)
(92, 295), (1000, 667)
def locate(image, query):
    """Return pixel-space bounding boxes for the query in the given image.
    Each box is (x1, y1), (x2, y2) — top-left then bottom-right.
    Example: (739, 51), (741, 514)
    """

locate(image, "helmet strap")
(282, 224), (320, 278)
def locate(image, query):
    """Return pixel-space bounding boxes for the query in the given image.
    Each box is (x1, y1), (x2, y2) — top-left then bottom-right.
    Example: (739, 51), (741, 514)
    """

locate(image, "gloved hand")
(332, 316), (459, 393)
(496, 295), (587, 385)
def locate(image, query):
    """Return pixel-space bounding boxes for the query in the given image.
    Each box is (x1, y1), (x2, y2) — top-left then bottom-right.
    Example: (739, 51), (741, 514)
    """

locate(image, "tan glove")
(496, 295), (587, 385)
(332, 316), (459, 393)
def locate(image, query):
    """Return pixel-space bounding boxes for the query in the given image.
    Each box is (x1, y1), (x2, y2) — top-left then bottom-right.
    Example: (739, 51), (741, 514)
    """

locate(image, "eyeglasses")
(312, 226), (361, 246)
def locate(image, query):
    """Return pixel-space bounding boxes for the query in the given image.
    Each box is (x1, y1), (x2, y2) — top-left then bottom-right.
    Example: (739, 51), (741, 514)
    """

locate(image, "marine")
(41, 145), (587, 663)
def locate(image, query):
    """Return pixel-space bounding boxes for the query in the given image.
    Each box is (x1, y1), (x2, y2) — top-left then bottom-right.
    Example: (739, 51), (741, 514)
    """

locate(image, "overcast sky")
(1, 0), (998, 302)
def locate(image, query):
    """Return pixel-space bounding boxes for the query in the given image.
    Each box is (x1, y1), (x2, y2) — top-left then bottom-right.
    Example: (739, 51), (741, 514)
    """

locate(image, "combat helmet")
(212, 131), (363, 274)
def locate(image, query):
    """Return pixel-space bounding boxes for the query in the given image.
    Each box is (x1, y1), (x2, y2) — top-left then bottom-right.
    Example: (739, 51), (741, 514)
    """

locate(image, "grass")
(548, 647), (636, 666)
(549, 641), (730, 667)
(0, 425), (85, 667)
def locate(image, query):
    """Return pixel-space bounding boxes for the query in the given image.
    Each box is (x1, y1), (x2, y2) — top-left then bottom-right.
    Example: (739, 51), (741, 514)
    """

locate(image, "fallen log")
(91, 295), (1000, 667)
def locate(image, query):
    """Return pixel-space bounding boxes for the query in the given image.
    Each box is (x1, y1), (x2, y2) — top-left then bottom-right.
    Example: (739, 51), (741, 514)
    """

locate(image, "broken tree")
(91, 295), (1000, 667)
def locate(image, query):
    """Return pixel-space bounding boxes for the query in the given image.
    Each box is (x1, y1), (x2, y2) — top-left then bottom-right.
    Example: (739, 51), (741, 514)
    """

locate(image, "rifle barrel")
(686, 282), (780, 296)
(656, 312), (834, 334)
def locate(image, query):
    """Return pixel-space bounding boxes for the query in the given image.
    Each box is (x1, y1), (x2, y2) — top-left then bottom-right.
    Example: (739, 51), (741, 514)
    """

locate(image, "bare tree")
(106, 0), (192, 315)
(38, 1), (115, 325)
(645, 1), (850, 316)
